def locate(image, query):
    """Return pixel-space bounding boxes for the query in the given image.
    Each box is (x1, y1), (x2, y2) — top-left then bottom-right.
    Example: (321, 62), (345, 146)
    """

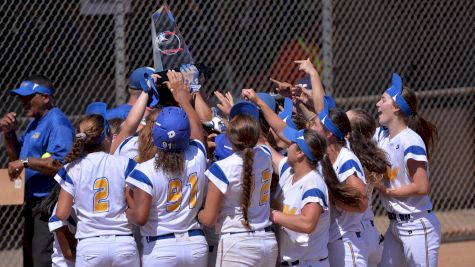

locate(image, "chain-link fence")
(0, 0), (473, 266)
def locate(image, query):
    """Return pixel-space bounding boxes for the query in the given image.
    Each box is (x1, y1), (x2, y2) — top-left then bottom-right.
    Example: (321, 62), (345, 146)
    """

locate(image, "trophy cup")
(151, 5), (194, 72)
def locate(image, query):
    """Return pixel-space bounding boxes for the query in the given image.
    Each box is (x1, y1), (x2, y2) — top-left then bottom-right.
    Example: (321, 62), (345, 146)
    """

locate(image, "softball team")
(42, 59), (441, 267)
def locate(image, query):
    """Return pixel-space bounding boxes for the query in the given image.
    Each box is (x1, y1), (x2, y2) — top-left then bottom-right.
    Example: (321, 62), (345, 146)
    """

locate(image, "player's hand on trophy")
(165, 70), (192, 104)
(214, 91), (234, 117)
(180, 64), (201, 93)
(295, 58), (319, 77)
(0, 112), (17, 133)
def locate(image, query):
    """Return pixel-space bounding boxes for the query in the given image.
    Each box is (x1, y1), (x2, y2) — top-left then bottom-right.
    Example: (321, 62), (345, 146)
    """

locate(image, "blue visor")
(10, 81), (54, 96)
(283, 126), (316, 162)
(278, 97), (297, 129)
(385, 73), (412, 117)
(318, 95), (345, 140)
(85, 102), (110, 144)
(129, 67), (155, 89)
(257, 92), (276, 113)
(230, 101), (259, 120)
(214, 133), (233, 160)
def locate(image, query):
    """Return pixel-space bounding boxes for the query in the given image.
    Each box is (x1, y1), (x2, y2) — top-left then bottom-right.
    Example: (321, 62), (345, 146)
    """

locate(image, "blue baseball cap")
(85, 102), (111, 144)
(296, 76), (312, 90)
(385, 73), (412, 116)
(10, 81), (54, 96)
(229, 101), (259, 120)
(214, 133), (233, 160)
(257, 93), (276, 112)
(278, 97), (297, 129)
(153, 106), (191, 152)
(318, 95), (345, 140)
(129, 67), (155, 90)
(283, 127), (316, 161)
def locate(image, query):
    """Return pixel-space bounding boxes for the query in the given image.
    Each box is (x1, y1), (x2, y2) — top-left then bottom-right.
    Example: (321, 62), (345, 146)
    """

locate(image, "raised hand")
(270, 78), (293, 98)
(294, 58), (319, 76)
(214, 91), (234, 117)
(165, 70), (191, 104)
(241, 88), (259, 104)
(0, 112), (17, 133)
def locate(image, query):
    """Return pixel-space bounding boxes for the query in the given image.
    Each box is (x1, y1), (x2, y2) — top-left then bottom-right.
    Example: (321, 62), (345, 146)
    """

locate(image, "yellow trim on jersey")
(41, 152), (52, 158)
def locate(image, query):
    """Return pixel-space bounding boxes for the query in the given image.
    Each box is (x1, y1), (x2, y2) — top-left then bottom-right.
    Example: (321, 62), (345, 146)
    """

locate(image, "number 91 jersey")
(126, 140), (207, 237)
(54, 151), (137, 239)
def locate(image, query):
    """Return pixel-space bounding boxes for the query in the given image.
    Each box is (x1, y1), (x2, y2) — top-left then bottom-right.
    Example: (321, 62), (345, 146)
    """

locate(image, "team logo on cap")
(167, 130), (176, 139)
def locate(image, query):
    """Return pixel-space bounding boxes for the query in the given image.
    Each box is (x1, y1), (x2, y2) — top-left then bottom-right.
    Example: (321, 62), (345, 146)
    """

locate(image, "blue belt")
(387, 210), (431, 222)
(146, 229), (204, 243)
(281, 257), (328, 266)
(229, 225), (273, 235)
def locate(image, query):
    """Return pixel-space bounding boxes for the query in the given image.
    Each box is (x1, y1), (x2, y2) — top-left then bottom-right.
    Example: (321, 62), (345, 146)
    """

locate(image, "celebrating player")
(52, 102), (139, 267)
(374, 73), (441, 267)
(198, 102), (278, 267)
(124, 70), (209, 267)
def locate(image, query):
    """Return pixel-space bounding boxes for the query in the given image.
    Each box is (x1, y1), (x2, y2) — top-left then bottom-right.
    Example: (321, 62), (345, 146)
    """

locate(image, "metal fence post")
(114, 0), (127, 105)
(321, 0), (334, 95)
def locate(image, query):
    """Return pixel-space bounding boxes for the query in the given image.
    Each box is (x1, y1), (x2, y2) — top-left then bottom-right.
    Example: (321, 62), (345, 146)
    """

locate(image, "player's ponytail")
(227, 114), (260, 230)
(241, 147), (254, 230)
(321, 155), (363, 208)
(401, 87), (438, 160)
(138, 109), (160, 163)
(65, 114), (107, 163)
(347, 109), (389, 176)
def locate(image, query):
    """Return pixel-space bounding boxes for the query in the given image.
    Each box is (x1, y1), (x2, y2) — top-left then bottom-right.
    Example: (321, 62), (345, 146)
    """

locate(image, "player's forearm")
(255, 99), (290, 144)
(310, 72), (325, 113)
(3, 131), (20, 161)
(181, 100), (205, 144)
(192, 91), (213, 122)
(272, 210), (317, 234)
(383, 183), (430, 198)
(126, 207), (148, 226)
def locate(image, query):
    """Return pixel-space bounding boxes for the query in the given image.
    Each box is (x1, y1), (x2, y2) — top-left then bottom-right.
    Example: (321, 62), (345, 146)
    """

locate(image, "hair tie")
(76, 132), (87, 141)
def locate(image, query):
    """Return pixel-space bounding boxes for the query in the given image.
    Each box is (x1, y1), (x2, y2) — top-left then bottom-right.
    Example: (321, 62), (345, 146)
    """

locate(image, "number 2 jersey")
(54, 151), (137, 239)
(205, 145), (273, 234)
(125, 140), (207, 237)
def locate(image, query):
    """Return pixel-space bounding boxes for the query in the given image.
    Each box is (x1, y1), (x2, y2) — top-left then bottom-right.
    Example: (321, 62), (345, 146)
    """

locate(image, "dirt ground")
(439, 240), (475, 267)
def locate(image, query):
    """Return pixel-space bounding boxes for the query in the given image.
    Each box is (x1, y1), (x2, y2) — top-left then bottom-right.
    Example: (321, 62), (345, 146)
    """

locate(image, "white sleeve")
(403, 138), (428, 163)
(205, 162), (229, 194)
(190, 139), (207, 159)
(301, 178), (329, 210)
(126, 168), (154, 196)
(54, 167), (74, 196)
(48, 204), (67, 232)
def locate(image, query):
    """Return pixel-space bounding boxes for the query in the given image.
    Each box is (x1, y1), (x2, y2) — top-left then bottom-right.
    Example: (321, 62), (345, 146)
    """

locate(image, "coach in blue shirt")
(0, 75), (74, 267)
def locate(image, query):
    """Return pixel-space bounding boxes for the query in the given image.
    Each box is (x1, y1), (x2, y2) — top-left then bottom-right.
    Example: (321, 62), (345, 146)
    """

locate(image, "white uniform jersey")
(329, 147), (366, 241)
(54, 152), (136, 239)
(277, 158), (330, 262)
(114, 135), (139, 161)
(126, 140), (207, 237)
(205, 145), (273, 234)
(49, 204), (77, 267)
(374, 127), (433, 214)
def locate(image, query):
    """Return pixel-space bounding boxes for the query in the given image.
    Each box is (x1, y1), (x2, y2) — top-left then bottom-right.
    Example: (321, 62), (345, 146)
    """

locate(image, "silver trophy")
(151, 5), (194, 72)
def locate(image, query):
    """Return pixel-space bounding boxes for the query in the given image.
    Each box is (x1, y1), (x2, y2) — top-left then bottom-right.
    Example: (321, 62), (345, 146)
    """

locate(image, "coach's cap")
(85, 102), (111, 144)
(214, 133), (233, 160)
(283, 127), (316, 162)
(129, 67), (155, 90)
(153, 106), (190, 152)
(318, 95), (344, 140)
(385, 73), (413, 117)
(278, 97), (297, 129)
(10, 81), (54, 96)
(229, 101), (259, 120)
(257, 93), (276, 113)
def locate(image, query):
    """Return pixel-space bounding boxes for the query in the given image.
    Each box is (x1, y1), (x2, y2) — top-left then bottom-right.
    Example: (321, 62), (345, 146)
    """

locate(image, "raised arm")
(242, 88), (290, 144)
(295, 58), (325, 113)
(165, 70), (205, 145)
